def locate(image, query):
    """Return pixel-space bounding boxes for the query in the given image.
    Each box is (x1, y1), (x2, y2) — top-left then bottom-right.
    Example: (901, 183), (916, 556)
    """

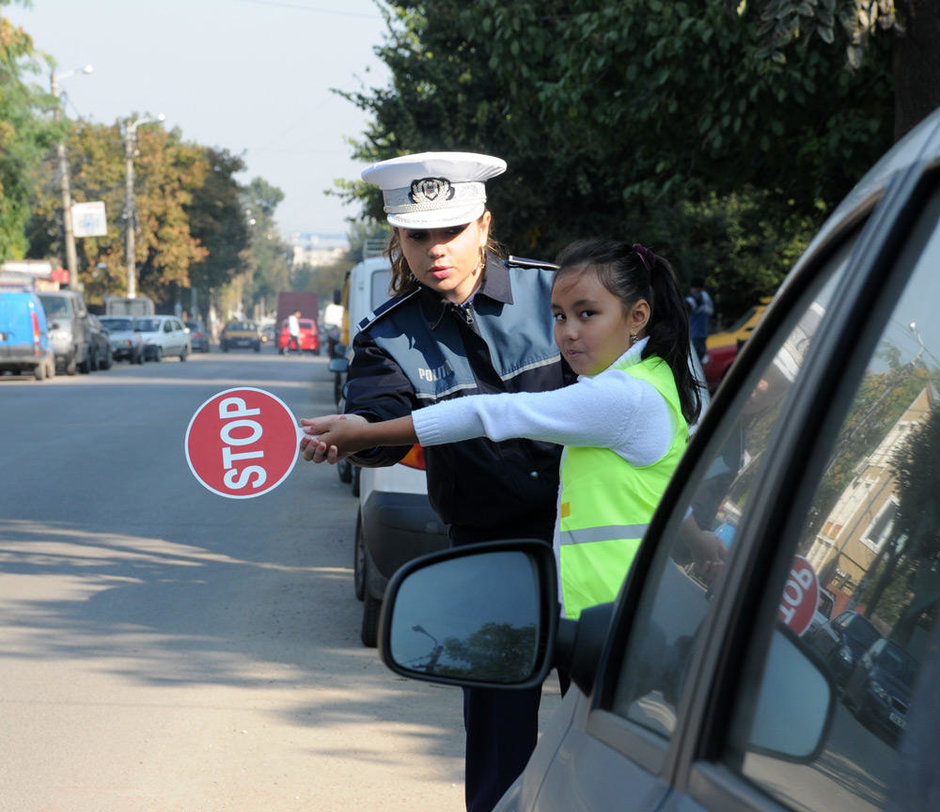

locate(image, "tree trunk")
(894, 0), (940, 140)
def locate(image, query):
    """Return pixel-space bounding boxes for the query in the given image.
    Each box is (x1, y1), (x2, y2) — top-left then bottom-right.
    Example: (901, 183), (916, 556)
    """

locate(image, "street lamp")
(49, 64), (93, 288)
(122, 112), (165, 298)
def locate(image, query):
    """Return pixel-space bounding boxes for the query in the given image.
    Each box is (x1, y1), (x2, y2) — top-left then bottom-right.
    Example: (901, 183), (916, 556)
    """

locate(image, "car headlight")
(870, 680), (889, 701)
(838, 646), (853, 664)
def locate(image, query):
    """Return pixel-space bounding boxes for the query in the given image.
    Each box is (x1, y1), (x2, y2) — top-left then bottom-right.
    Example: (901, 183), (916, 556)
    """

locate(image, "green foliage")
(239, 177), (292, 315)
(0, 8), (59, 261)
(340, 0), (894, 321)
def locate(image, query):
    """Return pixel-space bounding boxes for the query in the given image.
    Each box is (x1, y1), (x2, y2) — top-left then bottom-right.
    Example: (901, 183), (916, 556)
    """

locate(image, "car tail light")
(399, 444), (426, 470)
(31, 311), (41, 355)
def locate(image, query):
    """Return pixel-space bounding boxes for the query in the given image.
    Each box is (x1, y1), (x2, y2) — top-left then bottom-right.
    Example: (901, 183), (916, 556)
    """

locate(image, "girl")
(302, 237), (703, 619)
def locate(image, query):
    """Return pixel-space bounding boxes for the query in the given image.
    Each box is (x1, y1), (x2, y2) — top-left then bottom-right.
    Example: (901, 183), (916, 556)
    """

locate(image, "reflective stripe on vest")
(557, 354), (687, 619)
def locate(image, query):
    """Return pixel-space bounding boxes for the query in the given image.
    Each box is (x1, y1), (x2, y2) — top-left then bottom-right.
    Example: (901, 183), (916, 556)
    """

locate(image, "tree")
(27, 118), (209, 307)
(0, 4), (60, 261)
(754, 0), (940, 139)
(237, 177), (291, 318)
(339, 1), (895, 321)
(185, 147), (250, 319)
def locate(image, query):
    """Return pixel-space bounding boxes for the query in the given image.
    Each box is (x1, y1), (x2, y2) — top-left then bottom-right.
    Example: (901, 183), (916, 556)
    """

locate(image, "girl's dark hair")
(555, 238), (702, 426)
(385, 214), (504, 296)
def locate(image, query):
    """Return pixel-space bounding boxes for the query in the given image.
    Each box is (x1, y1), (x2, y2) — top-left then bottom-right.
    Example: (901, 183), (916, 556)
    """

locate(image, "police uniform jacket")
(344, 253), (573, 541)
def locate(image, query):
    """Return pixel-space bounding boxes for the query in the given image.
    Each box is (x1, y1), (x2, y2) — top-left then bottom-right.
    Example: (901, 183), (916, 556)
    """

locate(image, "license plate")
(890, 712), (906, 728)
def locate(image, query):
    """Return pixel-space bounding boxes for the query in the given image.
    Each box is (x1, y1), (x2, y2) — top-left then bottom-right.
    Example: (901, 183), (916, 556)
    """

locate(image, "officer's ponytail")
(555, 238), (702, 426)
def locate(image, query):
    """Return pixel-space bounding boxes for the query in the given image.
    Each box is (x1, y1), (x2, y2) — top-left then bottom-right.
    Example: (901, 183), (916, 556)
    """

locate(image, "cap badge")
(409, 177), (456, 204)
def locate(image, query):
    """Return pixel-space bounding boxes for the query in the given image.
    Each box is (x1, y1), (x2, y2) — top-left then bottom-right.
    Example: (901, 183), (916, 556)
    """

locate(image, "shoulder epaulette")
(507, 255), (560, 271)
(356, 287), (421, 332)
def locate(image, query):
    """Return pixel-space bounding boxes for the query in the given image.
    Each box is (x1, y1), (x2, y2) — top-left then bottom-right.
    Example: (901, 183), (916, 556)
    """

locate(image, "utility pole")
(50, 65), (92, 288)
(122, 113), (164, 298)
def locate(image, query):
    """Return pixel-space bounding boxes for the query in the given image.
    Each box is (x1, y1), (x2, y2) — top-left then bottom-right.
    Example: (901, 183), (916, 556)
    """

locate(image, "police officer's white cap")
(361, 151), (507, 229)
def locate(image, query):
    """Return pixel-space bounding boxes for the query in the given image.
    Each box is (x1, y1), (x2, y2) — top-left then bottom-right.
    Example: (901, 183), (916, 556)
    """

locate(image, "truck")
(275, 291), (319, 354)
(105, 296), (155, 317)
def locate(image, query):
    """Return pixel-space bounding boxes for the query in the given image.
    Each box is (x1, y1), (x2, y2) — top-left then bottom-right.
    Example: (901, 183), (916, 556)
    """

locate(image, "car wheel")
(254, 342), (261, 353)
(45, 358), (56, 379)
(337, 457), (352, 484)
(180, 346), (188, 362)
(361, 591), (381, 648)
(152, 346), (163, 362)
(79, 350), (92, 374)
(100, 348), (112, 370)
(65, 355), (77, 376)
(33, 361), (46, 381)
(351, 465), (361, 498)
(353, 514), (366, 602)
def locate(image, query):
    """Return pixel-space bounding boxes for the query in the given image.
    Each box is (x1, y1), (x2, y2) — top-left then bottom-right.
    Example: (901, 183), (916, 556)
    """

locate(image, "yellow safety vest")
(557, 355), (687, 618)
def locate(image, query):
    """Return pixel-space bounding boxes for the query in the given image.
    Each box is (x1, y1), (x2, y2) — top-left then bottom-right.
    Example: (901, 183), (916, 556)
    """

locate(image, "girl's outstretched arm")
(300, 414), (417, 463)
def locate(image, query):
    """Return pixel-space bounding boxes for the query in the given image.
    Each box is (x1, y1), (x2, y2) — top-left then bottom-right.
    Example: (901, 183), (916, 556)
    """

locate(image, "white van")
(331, 256), (449, 648)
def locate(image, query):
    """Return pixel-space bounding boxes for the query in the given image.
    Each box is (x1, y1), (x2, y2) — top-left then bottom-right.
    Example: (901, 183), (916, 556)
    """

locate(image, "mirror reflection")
(388, 551), (542, 684)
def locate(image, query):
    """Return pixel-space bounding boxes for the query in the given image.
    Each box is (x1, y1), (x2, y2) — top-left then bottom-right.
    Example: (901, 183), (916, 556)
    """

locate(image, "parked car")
(86, 314), (112, 371)
(220, 320), (261, 352)
(37, 289), (92, 375)
(330, 255), (449, 647)
(843, 638), (918, 744)
(135, 315), (190, 361)
(260, 323), (276, 344)
(806, 587), (836, 636)
(98, 315), (145, 364)
(701, 298), (771, 392)
(277, 317), (319, 355)
(809, 609), (883, 687)
(377, 107), (940, 809)
(185, 319), (210, 352)
(0, 290), (55, 380)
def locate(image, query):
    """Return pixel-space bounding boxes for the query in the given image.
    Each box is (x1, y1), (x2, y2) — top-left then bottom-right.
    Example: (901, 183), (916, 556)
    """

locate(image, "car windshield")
(846, 615), (881, 648)
(38, 296), (68, 316)
(101, 318), (133, 331)
(136, 318), (161, 332)
(879, 644), (919, 686)
(228, 322), (255, 331)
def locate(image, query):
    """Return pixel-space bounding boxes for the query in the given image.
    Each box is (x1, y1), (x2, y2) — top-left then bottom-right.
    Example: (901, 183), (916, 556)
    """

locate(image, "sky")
(7, 0), (390, 241)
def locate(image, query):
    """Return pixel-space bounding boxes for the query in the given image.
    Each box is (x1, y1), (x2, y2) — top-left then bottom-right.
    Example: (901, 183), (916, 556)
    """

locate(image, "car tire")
(361, 591), (380, 648)
(34, 361), (46, 381)
(100, 347), (112, 370)
(254, 342), (261, 353)
(65, 355), (77, 376)
(179, 346), (188, 362)
(351, 465), (361, 498)
(79, 350), (91, 374)
(152, 346), (163, 362)
(45, 359), (56, 379)
(337, 457), (352, 484)
(354, 514), (366, 602)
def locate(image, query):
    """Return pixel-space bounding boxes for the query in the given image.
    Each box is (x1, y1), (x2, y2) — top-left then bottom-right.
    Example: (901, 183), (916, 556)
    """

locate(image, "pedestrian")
(303, 237), (703, 621)
(287, 310), (301, 353)
(686, 276), (713, 364)
(299, 151), (574, 812)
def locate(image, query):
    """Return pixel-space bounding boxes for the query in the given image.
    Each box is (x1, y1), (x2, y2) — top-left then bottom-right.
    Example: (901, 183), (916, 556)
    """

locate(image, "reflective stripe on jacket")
(556, 354), (688, 618)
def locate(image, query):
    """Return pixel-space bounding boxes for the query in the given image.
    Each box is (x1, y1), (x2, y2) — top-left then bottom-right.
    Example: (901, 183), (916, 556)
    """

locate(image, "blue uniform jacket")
(344, 254), (574, 539)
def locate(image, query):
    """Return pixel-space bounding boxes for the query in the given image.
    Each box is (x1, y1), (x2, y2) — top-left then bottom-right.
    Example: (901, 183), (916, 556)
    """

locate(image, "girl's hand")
(299, 414), (368, 463)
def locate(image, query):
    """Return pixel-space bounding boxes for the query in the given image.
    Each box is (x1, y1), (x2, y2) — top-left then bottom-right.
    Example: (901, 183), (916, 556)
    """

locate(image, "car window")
(728, 187), (940, 809)
(610, 235), (857, 740)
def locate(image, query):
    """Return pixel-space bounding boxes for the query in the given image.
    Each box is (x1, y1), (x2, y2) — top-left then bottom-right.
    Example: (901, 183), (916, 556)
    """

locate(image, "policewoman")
(324, 152), (572, 811)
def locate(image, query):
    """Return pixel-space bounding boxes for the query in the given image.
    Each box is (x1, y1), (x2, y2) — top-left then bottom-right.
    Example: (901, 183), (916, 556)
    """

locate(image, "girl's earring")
(630, 333), (638, 344)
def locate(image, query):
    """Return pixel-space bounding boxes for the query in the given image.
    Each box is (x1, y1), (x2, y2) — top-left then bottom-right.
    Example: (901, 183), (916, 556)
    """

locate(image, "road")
(0, 349), (561, 811)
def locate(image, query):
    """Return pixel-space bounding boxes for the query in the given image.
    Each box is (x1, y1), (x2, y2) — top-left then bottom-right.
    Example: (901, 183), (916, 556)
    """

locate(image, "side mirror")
(744, 627), (835, 761)
(380, 540), (558, 690)
(328, 357), (348, 374)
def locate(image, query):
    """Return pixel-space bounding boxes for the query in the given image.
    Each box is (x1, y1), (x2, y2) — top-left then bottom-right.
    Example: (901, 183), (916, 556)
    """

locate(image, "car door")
(503, 147), (940, 810)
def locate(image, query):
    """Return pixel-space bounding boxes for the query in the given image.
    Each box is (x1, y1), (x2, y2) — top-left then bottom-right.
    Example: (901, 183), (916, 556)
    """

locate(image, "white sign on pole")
(71, 201), (108, 237)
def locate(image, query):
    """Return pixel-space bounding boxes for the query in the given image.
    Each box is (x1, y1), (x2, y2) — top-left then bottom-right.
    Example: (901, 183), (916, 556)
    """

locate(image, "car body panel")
(99, 316), (144, 362)
(277, 318), (319, 353)
(221, 320), (261, 352)
(37, 290), (91, 374)
(0, 291), (55, 379)
(135, 315), (190, 360)
(185, 320), (210, 352)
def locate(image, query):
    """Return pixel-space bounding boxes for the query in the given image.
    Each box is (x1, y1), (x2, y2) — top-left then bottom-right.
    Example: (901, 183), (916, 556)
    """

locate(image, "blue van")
(0, 290), (56, 380)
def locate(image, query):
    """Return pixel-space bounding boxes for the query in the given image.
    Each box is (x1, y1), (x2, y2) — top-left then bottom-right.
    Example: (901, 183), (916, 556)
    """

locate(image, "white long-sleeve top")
(412, 337), (677, 466)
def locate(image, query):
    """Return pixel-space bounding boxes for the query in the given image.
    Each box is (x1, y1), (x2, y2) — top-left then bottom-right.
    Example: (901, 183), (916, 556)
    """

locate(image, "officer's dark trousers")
(463, 683), (542, 812)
